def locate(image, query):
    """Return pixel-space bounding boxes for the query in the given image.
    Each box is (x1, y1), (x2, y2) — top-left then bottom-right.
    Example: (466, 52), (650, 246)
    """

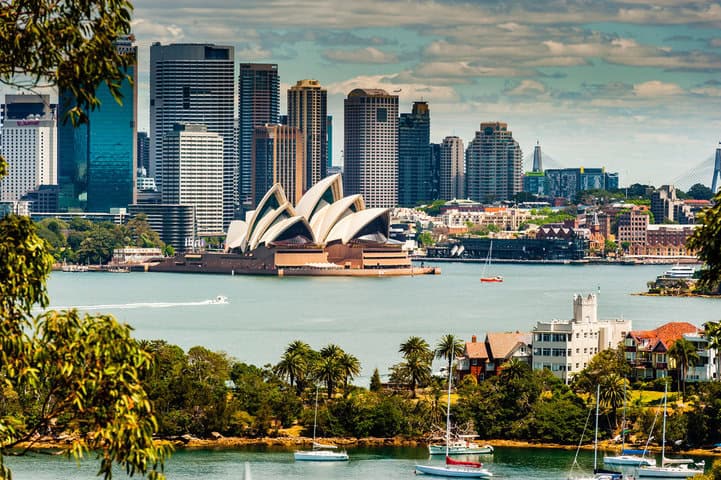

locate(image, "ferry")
(661, 265), (696, 279)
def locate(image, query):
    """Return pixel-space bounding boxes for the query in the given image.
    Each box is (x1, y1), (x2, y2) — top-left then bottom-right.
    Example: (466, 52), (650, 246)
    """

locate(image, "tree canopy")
(687, 190), (721, 293)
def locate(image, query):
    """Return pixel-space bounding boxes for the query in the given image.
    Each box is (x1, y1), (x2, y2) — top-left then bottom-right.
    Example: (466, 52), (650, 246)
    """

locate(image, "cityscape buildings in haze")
(287, 79), (327, 190)
(161, 123), (224, 236)
(252, 124), (305, 206)
(343, 88), (399, 208)
(0, 94), (56, 202)
(57, 35), (137, 212)
(398, 101), (431, 207)
(238, 63), (280, 211)
(439, 136), (465, 201)
(150, 42), (235, 227)
(466, 122), (523, 203)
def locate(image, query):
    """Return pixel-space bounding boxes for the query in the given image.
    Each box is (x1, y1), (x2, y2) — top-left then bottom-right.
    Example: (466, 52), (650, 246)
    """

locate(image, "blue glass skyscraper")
(398, 101), (431, 207)
(58, 36), (137, 212)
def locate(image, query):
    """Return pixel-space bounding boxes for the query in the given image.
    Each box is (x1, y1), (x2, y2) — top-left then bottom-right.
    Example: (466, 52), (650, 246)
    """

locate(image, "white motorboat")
(211, 295), (229, 304)
(660, 265), (696, 279)
(294, 388), (349, 462)
(416, 367), (492, 477)
(637, 384), (703, 478)
(428, 436), (494, 455)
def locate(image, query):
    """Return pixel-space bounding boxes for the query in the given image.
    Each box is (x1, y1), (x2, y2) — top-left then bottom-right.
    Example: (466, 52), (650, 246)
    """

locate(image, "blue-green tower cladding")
(58, 36), (137, 212)
(398, 101), (431, 207)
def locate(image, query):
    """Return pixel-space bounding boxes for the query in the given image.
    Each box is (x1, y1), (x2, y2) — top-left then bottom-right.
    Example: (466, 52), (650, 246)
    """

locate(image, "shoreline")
(19, 436), (721, 458)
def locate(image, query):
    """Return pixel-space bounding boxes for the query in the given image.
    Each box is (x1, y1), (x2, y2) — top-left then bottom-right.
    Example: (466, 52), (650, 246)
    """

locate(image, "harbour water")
(5, 445), (687, 479)
(45, 262), (719, 380)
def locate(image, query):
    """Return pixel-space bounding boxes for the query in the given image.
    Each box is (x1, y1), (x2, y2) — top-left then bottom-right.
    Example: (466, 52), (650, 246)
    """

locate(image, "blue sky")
(78, 1), (721, 185)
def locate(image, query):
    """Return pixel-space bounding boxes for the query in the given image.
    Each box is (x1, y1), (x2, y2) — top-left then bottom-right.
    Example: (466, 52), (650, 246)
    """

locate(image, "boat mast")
(594, 384), (600, 471)
(446, 364), (453, 458)
(621, 379), (627, 452)
(661, 382), (667, 466)
(313, 386), (319, 445)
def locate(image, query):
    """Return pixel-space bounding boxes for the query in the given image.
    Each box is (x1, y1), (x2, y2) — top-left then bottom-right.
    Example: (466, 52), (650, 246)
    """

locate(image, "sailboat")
(415, 366), (493, 477)
(569, 385), (623, 480)
(637, 384), (704, 478)
(294, 387), (349, 461)
(603, 381), (656, 467)
(480, 241), (503, 283)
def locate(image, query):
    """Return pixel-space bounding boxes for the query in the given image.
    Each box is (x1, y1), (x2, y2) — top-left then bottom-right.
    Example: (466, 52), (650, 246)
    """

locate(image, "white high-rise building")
(161, 124), (223, 236)
(150, 43), (234, 229)
(531, 293), (632, 383)
(0, 94), (56, 202)
(439, 136), (464, 201)
(343, 88), (398, 208)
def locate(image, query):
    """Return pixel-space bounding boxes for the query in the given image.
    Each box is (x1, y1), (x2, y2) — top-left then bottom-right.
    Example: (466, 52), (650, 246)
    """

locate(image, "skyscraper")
(344, 88), (399, 208)
(439, 136), (464, 200)
(161, 123), (223, 235)
(713, 142), (721, 194)
(238, 64), (279, 210)
(150, 43), (234, 227)
(327, 115), (333, 170)
(0, 94), (56, 202)
(137, 131), (150, 173)
(58, 35), (137, 212)
(532, 141), (543, 172)
(252, 125), (305, 206)
(398, 101), (431, 207)
(287, 79), (327, 190)
(466, 122), (523, 202)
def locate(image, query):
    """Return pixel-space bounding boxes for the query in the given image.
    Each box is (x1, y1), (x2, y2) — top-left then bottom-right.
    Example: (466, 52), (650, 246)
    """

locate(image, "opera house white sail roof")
(225, 174), (390, 253)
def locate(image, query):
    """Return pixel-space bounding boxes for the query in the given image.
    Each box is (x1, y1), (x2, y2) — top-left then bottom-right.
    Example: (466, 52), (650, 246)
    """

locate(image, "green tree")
(370, 368), (382, 392)
(434, 334), (465, 379)
(686, 183), (715, 201)
(417, 231), (434, 247)
(338, 352), (361, 395)
(315, 344), (345, 398)
(125, 214), (164, 248)
(275, 340), (316, 395)
(687, 191), (721, 293)
(599, 374), (628, 429)
(668, 338), (700, 400)
(395, 336), (433, 397)
(399, 336), (432, 360)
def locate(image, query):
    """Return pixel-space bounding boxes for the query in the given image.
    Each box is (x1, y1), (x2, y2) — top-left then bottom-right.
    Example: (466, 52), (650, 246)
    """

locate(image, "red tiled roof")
(628, 322), (700, 351)
(465, 340), (488, 359)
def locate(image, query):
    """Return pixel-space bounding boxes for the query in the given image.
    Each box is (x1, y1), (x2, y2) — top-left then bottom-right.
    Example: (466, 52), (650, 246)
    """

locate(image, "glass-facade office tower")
(287, 79), (327, 190)
(58, 35), (136, 212)
(162, 123), (224, 236)
(398, 101), (431, 207)
(466, 122), (522, 202)
(439, 136), (464, 201)
(252, 125), (305, 206)
(0, 94), (56, 202)
(150, 43), (234, 228)
(238, 64), (279, 210)
(344, 88), (399, 208)
(327, 115), (333, 170)
(137, 131), (150, 173)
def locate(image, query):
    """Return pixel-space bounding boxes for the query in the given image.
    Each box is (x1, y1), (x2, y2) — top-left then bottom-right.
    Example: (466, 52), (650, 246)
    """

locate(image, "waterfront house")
(531, 293), (632, 383)
(624, 322), (699, 381)
(458, 332), (532, 381)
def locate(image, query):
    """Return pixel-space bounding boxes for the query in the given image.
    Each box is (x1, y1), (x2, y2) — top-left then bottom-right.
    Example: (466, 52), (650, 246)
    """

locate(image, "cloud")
(325, 74), (460, 103)
(131, 18), (184, 44)
(632, 80), (684, 97)
(504, 80), (547, 97)
(322, 47), (399, 64)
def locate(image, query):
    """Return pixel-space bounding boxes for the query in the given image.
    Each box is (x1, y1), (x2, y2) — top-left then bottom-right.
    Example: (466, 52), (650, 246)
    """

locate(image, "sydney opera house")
(151, 175), (438, 276)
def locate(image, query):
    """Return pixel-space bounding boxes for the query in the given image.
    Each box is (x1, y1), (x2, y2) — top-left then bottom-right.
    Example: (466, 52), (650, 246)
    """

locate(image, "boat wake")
(45, 296), (229, 311)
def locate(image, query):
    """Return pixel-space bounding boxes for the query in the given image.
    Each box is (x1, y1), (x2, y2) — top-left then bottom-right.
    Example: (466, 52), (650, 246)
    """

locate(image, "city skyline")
(124, 0), (721, 188)
(2, 1), (720, 188)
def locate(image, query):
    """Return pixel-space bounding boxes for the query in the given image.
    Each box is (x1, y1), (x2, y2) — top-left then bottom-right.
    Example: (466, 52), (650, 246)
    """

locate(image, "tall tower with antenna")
(713, 142), (721, 194)
(532, 140), (543, 173)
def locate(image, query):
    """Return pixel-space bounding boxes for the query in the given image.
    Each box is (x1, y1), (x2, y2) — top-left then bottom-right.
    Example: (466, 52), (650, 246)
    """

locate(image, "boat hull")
(603, 455), (656, 466)
(293, 450), (349, 461)
(429, 445), (494, 455)
(415, 464), (493, 477)
(480, 277), (503, 283)
(637, 466), (704, 478)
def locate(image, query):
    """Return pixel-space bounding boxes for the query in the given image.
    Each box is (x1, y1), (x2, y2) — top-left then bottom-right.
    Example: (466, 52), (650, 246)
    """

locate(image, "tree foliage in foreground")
(687, 190), (721, 293)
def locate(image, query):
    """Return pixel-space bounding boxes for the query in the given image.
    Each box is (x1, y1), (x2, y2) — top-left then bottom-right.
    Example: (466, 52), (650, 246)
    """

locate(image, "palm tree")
(275, 340), (315, 395)
(434, 334), (465, 380)
(320, 343), (343, 360)
(599, 374), (628, 429)
(314, 355), (343, 398)
(703, 321), (721, 382)
(499, 358), (530, 383)
(668, 337), (700, 400)
(394, 353), (432, 398)
(400, 336), (432, 362)
(338, 352), (361, 395)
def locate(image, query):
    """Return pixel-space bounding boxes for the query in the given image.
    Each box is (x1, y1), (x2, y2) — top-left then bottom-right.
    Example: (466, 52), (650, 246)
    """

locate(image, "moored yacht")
(659, 265), (696, 279)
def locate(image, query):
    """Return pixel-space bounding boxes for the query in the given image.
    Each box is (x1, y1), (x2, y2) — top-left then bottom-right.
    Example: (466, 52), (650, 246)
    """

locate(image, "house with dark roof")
(624, 321), (700, 381)
(458, 332), (532, 382)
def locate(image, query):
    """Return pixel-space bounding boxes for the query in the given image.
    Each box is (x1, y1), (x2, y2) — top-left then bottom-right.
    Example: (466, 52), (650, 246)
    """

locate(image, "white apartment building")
(683, 332), (718, 382)
(532, 293), (632, 382)
(161, 123), (223, 236)
(440, 208), (533, 231)
(0, 95), (56, 202)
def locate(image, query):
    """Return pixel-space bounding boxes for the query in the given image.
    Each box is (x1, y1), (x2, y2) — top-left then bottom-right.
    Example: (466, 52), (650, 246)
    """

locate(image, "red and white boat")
(479, 242), (503, 283)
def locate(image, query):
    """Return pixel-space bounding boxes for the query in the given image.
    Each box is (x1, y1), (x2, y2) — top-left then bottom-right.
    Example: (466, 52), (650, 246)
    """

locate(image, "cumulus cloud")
(322, 47), (399, 64)
(325, 74), (460, 103)
(633, 80), (685, 97)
